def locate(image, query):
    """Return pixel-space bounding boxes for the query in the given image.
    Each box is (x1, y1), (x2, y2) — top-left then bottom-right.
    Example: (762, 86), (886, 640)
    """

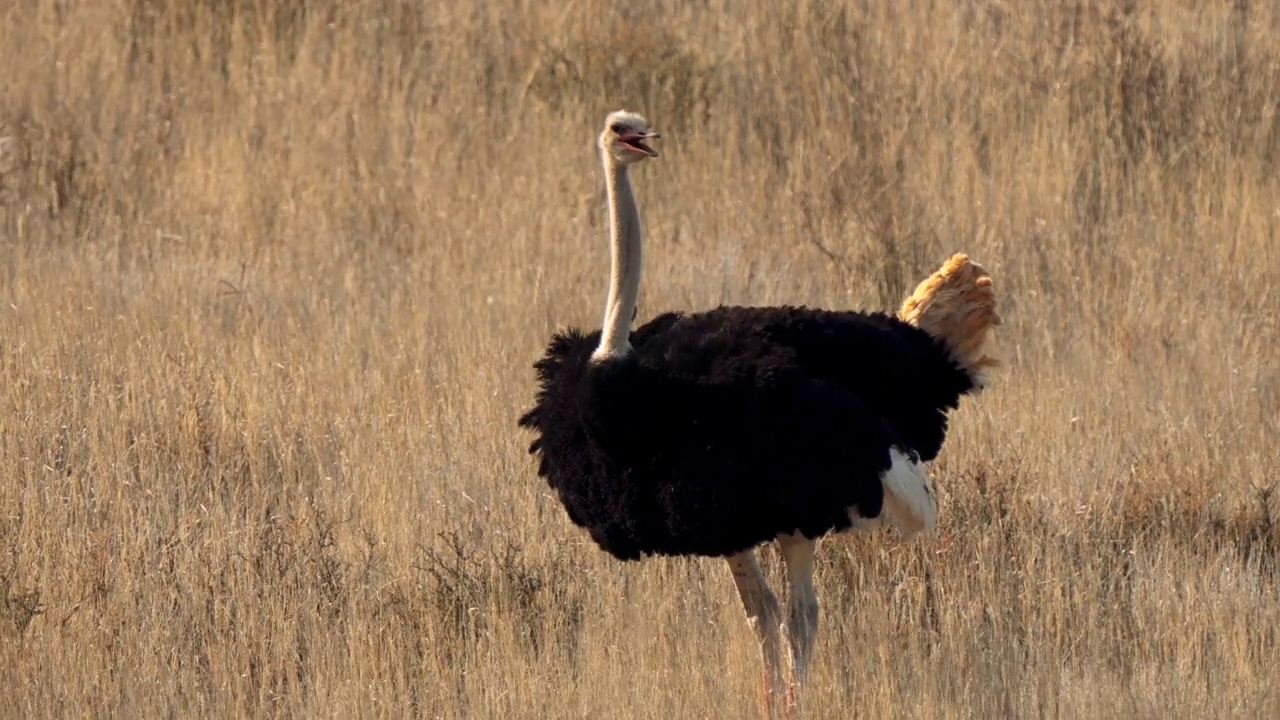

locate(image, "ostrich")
(518, 110), (1000, 716)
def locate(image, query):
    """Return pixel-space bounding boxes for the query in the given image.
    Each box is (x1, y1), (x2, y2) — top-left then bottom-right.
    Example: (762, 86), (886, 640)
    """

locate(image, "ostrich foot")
(759, 667), (800, 720)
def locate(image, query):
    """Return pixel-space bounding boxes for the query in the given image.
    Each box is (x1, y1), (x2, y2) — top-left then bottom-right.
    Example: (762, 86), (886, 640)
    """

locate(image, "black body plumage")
(517, 305), (978, 561)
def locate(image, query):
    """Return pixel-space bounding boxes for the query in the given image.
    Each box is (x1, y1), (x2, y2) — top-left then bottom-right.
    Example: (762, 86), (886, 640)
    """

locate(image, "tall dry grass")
(1, 0), (1278, 717)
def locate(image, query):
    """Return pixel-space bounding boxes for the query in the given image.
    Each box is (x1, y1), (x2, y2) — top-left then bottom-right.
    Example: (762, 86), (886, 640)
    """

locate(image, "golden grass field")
(2, 0), (1279, 717)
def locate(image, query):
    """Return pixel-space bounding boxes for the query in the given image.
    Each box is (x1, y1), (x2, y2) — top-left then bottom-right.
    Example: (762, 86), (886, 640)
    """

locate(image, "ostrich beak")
(619, 130), (660, 157)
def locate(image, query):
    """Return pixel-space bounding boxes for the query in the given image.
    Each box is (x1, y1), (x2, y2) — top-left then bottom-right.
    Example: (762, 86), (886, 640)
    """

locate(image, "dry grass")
(2, 0), (1279, 717)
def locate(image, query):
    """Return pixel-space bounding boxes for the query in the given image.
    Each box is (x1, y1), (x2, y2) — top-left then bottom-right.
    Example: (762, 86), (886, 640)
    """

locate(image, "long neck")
(592, 161), (643, 360)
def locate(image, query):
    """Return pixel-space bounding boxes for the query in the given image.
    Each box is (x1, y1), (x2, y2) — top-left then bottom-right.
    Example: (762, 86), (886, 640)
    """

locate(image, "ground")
(0, 1), (1277, 717)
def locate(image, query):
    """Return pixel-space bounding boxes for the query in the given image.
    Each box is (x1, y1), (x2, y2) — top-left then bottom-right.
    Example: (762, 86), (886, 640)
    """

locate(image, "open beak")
(619, 130), (660, 157)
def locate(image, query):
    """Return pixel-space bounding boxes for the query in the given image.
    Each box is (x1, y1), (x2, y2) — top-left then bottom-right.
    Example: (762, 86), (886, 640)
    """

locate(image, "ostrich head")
(599, 110), (660, 166)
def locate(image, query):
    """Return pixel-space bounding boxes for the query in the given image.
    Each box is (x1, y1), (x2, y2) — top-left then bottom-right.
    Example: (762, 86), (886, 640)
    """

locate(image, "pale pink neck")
(592, 161), (643, 361)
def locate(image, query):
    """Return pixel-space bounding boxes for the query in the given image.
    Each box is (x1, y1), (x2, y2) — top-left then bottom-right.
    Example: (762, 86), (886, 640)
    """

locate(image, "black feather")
(517, 305), (977, 561)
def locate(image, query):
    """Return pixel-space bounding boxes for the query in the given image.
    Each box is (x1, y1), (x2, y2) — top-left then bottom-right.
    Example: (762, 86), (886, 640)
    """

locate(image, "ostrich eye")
(610, 123), (626, 134)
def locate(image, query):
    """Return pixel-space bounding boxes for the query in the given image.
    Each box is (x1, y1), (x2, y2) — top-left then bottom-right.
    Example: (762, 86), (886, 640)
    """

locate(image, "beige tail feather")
(897, 253), (1002, 389)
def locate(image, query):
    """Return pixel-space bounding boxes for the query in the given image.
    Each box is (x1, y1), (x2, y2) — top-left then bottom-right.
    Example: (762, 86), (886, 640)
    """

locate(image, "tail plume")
(898, 253), (1002, 389)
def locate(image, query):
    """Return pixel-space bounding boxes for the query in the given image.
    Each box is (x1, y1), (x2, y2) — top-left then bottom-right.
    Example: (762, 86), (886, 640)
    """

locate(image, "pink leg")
(727, 549), (785, 718)
(777, 533), (820, 719)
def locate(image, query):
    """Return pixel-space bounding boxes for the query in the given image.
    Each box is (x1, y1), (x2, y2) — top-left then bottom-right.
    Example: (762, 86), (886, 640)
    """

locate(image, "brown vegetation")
(1, 0), (1278, 717)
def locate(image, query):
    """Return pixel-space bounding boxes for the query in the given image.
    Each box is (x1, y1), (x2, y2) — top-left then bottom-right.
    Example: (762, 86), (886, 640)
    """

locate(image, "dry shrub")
(2, 0), (1280, 716)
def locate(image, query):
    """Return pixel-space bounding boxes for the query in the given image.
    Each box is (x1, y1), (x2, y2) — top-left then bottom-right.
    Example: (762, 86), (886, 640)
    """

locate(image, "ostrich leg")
(777, 533), (820, 717)
(727, 550), (786, 718)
